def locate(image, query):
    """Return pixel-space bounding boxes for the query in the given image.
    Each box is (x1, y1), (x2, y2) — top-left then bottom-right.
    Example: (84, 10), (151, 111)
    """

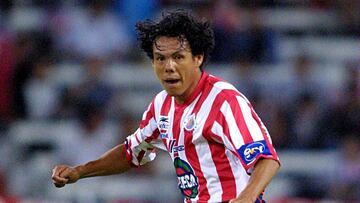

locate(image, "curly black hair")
(136, 10), (215, 68)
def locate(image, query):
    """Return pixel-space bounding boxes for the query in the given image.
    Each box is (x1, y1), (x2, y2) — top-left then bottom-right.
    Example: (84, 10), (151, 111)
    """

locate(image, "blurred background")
(0, 0), (359, 202)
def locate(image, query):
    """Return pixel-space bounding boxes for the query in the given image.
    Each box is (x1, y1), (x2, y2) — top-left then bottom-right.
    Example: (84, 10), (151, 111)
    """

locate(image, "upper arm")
(207, 94), (280, 173)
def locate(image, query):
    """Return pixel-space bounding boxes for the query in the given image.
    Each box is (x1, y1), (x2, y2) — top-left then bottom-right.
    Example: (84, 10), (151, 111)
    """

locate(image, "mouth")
(164, 79), (180, 85)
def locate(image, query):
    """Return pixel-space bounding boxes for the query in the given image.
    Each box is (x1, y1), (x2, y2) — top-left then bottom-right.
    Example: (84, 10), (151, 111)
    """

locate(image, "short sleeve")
(209, 94), (280, 173)
(124, 100), (163, 167)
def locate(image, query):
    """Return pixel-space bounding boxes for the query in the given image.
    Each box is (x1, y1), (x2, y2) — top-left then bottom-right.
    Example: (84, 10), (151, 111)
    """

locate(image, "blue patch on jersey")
(237, 140), (271, 165)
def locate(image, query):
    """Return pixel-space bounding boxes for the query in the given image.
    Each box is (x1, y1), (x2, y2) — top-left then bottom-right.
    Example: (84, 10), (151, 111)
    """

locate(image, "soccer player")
(52, 10), (280, 203)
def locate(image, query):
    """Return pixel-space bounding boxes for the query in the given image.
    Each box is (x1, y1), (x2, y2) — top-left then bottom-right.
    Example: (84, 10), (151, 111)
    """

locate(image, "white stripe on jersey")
(140, 117), (157, 139)
(226, 149), (250, 195)
(177, 94), (199, 152)
(220, 100), (245, 149)
(212, 120), (250, 197)
(236, 96), (264, 141)
(211, 121), (235, 151)
(177, 95), (201, 203)
(154, 90), (168, 122)
(192, 86), (224, 202)
(142, 101), (153, 121)
(213, 81), (239, 93)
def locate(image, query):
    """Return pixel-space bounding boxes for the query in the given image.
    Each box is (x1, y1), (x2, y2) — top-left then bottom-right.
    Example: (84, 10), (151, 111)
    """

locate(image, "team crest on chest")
(158, 116), (170, 139)
(184, 113), (197, 131)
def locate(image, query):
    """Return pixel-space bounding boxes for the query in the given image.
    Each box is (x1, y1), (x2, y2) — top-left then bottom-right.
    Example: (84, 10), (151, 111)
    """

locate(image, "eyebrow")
(153, 50), (184, 57)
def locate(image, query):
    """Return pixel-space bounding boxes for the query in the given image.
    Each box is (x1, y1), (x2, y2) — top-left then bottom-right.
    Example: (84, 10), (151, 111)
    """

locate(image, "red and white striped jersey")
(125, 72), (279, 203)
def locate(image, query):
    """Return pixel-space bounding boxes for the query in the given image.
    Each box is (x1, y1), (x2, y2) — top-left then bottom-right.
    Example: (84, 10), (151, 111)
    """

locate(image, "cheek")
(153, 65), (161, 78)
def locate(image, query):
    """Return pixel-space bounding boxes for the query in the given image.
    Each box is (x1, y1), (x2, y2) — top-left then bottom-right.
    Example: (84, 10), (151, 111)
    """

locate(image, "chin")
(165, 91), (177, 97)
(165, 89), (180, 97)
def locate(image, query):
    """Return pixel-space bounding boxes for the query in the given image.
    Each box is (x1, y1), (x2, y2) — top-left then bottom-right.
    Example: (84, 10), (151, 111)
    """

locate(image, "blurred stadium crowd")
(0, 0), (359, 202)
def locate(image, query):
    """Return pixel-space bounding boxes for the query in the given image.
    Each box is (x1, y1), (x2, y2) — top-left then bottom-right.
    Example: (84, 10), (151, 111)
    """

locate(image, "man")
(52, 10), (280, 203)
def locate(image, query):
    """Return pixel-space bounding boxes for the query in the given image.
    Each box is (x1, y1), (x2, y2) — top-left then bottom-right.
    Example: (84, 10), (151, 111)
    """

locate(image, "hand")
(51, 165), (80, 188)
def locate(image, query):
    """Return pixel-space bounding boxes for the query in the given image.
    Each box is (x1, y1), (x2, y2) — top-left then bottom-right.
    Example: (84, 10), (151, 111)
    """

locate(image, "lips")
(164, 79), (180, 84)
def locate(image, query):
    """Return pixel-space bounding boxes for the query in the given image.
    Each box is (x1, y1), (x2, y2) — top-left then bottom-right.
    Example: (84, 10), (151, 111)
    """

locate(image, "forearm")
(238, 159), (280, 201)
(75, 144), (132, 179)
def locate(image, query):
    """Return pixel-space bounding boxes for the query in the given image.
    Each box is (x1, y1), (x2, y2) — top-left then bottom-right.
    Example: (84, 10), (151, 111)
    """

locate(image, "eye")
(174, 55), (184, 60)
(156, 56), (165, 62)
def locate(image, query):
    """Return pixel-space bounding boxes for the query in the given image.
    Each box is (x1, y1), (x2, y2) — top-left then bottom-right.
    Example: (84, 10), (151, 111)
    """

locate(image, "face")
(152, 36), (203, 104)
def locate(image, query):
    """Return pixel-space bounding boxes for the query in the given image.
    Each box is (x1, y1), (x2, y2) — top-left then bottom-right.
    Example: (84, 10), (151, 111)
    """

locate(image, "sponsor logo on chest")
(174, 157), (199, 198)
(158, 116), (170, 139)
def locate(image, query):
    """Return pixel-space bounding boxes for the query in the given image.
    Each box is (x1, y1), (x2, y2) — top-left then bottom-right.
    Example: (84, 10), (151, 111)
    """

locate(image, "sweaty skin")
(152, 36), (204, 104)
(52, 144), (131, 187)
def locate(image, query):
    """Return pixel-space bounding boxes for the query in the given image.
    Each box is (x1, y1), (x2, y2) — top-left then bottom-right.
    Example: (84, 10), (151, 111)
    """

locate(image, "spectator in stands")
(286, 92), (322, 148)
(329, 133), (360, 201)
(11, 32), (38, 120)
(50, 0), (130, 60)
(337, 0), (360, 36)
(11, 30), (54, 120)
(211, 0), (246, 63)
(251, 93), (290, 149)
(57, 56), (113, 119)
(242, 8), (278, 64)
(291, 55), (316, 97)
(114, 0), (159, 43)
(317, 61), (360, 148)
(23, 55), (59, 120)
(233, 56), (262, 101)
(57, 101), (118, 166)
(211, 1), (277, 64)
(318, 82), (360, 148)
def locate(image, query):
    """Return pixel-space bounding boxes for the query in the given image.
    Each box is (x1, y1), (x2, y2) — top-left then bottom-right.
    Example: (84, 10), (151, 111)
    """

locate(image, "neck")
(175, 70), (202, 104)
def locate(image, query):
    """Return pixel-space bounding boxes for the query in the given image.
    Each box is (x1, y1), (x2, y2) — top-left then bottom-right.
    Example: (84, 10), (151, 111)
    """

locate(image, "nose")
(165, 58), (176, 72)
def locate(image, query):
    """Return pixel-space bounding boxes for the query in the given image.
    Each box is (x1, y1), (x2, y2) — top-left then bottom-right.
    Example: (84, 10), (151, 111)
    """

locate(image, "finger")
(52, 166), (69, 184)
(52, 165), (66, 178)
(54, 182), (65, 188)
(52, 174), (69, 184)
(59, 167), (71, 179)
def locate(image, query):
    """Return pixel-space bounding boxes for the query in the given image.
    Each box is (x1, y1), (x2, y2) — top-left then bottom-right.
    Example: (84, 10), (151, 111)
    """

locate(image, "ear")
(194, 54), (204, 67)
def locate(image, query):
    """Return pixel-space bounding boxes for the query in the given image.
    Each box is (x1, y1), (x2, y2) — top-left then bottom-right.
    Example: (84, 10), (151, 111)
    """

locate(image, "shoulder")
(153, 90), (169, 105)
(205, 74), (244, 101)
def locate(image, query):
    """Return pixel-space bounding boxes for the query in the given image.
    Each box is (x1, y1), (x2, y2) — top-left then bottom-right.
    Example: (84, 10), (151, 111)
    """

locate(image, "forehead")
(153, 36), (191, 54)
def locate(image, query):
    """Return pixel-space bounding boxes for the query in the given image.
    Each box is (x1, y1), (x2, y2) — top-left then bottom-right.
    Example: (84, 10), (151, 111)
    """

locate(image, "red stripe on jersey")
(161, 95), (172, 115)
(159, 95), (172, 148)
(184, 130), (210, 201)
(137, 150), (145, 164)
(124, 143), (137, 167)
(216, 111), (248, 169)
(140, 99), (155, 129)
(125, 139), (139, 167)
(145, 130), (160, 143)
(207, 134), (237, 201)
(203, 92), (237, 201)
(135, 131), (141, 144)
(250, 106), (278, 159)
(238, 94), (279, 168)
(173, 105), (185, 158)
(224, 90), (254, 144)
(182, 80), (213, 201)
